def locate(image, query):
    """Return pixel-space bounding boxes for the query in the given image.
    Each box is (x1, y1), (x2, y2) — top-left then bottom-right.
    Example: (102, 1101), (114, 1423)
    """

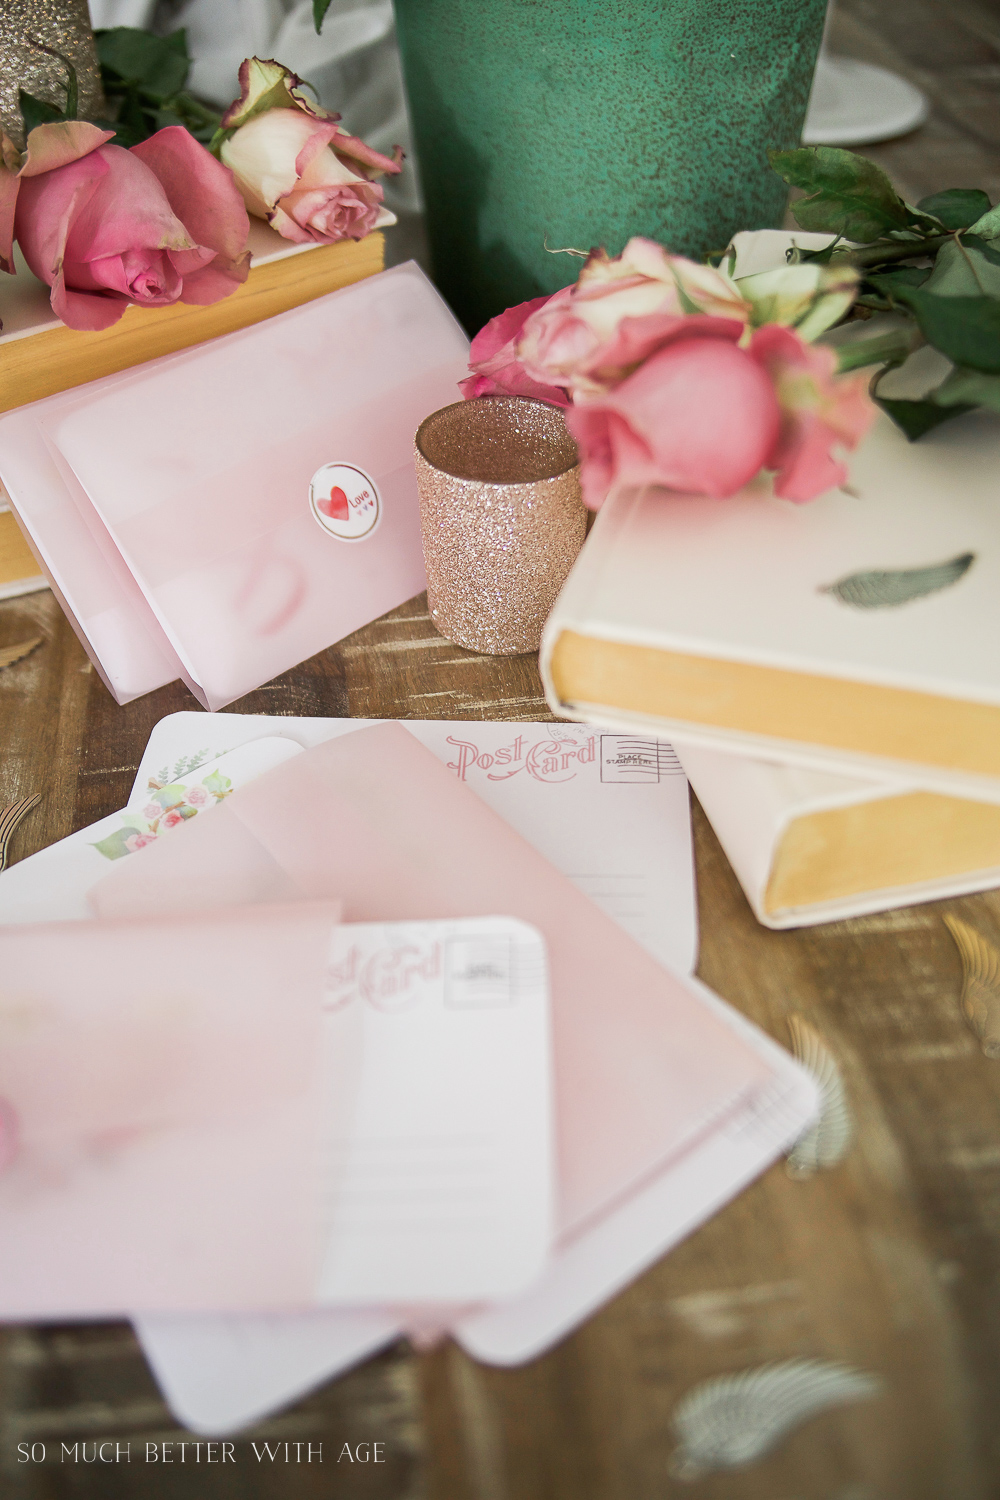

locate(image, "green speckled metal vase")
(392, 0), (826, 333)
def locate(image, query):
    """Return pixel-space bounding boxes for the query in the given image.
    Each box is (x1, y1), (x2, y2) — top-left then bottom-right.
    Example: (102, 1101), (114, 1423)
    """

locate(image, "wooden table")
(2, 0), (1000, 1491)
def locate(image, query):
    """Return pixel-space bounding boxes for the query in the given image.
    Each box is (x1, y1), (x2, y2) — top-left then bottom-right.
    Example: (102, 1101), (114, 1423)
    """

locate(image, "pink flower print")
(125, 831), (158, 852)
(142, 802), (162, 821)
(185, 785), (209, 807)
(161, 809), (184, 829)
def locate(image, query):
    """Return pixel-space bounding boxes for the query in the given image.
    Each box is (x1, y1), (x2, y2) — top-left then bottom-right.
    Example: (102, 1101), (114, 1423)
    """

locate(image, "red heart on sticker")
(318, 485), (350, 522)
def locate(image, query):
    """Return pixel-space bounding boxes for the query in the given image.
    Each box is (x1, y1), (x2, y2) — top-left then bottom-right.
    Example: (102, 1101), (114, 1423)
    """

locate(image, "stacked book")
(540, 405), (1000, 927)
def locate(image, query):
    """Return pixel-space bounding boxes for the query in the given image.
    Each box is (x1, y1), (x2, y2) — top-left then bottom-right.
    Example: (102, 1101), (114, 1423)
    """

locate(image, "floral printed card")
(0, 737), (302, 924)
(127, 713), (698, 976)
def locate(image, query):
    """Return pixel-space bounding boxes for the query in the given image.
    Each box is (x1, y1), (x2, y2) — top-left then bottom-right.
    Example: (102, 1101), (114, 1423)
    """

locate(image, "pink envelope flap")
(0, 900), (348, 1318)
(92, 723), (774, 1240)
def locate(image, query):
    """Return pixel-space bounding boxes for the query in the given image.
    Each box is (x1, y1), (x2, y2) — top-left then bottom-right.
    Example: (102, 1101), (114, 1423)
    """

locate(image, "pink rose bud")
(217, 58), (403, 246)
(124, 832), (158, 852)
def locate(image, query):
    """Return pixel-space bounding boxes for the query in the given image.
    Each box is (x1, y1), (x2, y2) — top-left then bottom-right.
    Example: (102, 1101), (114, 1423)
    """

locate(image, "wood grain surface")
(2, 1), (999, 1492)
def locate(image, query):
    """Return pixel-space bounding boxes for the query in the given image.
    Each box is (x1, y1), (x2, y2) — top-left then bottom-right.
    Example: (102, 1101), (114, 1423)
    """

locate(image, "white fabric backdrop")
(87, 0), (421, 215)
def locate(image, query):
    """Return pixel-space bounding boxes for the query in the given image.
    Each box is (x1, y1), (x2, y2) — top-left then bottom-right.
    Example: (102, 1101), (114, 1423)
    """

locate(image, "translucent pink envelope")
(93, 723), (776, 1240)
(0, 264), (469, 707)
(0, 900), (347, 1318)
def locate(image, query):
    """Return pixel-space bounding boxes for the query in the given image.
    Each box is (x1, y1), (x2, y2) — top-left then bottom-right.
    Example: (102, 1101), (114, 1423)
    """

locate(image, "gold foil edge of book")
(0, 233), (385, 415)
(765, 793), (1000, 914)
(548, 630), (1000, 781)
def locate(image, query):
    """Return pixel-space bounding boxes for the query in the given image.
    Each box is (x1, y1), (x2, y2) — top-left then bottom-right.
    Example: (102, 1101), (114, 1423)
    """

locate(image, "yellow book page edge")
(548, 630), (1000, 782)
(0, 233), (384, 415)
(766, 792), (1000, 913)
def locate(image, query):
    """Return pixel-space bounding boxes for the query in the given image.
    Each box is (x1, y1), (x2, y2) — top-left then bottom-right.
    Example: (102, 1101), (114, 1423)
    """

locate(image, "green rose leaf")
(933, 366), (1000, 411)
(867, 265), (930, 294)
(153, 783), (187, 810)
(201, 770), (232, 797)
(921, 240), (1000, 299)
(18, 89), (66, 134)
(87, 112), (144, 147)
(769, 146), (937, 242)
(916, 189), (992, 230)
(880, 287), (1000, 373)
(313, 0), (335, 32)
(95, 27), (191, 100)
(91, 826), (141, 861)
(19, 38), (78, 128)
(874, 394), (970, 440)
(968, 203), (1000, 242)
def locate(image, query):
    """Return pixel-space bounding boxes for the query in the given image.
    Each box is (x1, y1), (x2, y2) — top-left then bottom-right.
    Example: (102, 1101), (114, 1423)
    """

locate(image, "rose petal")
(329, 128), (403, 180)
(60, 145), (193, 265)
(19, 121), (114, 178)
(462, 292), (572, 405)
(132, 126), (250, 270)
(221, 109), (319, 217)
(750, 324), (874, 502)
(15, 150), (106, 286)
(266, 202), (313, 243)
(469, 294), (554, 367)
(293, 123), (366, 191)
(0, 140), (21, 273)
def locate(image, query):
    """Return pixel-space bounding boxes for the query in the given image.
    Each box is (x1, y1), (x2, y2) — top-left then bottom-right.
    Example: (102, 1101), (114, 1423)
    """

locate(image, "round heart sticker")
(309, 463), (382, 541)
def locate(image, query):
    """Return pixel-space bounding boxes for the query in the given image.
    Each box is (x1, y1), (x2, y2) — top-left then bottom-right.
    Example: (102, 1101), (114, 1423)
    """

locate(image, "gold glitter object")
(415, 396), (586, 656)
(0, 1), (106, 148)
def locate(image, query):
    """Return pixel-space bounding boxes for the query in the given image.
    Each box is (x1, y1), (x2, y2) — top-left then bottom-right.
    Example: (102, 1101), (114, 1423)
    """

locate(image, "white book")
(678, 742), (1000, 929)
(540, 409), (1000, 804)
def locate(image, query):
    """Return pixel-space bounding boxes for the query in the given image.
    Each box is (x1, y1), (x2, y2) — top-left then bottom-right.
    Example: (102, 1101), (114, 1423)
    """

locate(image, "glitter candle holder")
(415, 396), (586, 655)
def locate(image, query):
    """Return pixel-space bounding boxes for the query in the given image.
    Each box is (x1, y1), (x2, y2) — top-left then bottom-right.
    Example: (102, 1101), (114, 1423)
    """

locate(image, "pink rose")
(161, 810), (184, 829)
(567, 321), (873, 509)
(125, 832), (158, 852)
(185, 785), (209, 806)
(518, 239), (751, 397)
(458, 295), (572, 406)
(460, 238), (751, 408)
(142, 803), (162, 821)
(566, 323), (780, 508)
(218, 58), (402, 245)
(0, 122), (250, 333)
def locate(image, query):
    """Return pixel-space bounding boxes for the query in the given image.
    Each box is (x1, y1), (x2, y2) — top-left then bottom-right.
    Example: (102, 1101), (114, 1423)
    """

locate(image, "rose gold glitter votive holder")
(414, 396), (586, 655)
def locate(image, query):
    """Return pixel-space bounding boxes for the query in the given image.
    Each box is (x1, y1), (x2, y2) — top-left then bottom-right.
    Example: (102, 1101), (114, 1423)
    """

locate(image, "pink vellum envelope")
(0, 263), (469, 709)
(0, 900), (349, 1319)
(0, 402), (184, 704)
(92, 723), (776, 1240)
